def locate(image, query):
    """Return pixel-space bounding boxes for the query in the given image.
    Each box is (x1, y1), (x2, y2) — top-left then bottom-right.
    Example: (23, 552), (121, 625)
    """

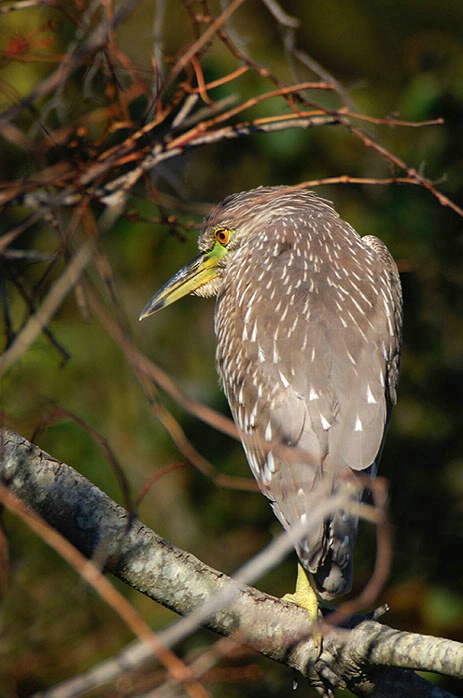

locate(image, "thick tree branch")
(1, 428), (461, 698)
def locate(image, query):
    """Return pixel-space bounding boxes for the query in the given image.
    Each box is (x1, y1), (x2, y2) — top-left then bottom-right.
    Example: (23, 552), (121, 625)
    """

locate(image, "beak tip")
(138, 307), (153, 322)
(138, 304), (152, 322)
(139, 298), (164, 321)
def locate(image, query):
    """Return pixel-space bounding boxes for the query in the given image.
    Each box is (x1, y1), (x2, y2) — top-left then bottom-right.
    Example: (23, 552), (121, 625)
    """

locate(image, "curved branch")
(1, 428), (461, 698)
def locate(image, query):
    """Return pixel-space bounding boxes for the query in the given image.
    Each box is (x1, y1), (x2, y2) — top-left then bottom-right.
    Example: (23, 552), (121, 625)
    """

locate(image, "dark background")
(1, 1), (463, 696)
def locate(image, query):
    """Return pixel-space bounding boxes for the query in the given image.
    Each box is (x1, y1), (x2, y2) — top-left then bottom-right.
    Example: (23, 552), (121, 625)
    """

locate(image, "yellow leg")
(283, 563), (322, 652)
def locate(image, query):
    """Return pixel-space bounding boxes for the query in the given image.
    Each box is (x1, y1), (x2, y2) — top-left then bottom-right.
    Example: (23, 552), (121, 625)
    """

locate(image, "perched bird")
(139, 186), (402, 610)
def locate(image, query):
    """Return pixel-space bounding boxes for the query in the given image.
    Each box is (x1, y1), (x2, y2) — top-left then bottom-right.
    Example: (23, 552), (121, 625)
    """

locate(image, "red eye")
(215, 228), (231, 245)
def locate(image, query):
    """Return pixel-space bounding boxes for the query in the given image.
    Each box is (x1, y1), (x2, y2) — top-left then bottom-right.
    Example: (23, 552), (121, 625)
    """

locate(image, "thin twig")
(0, 485), (209, 698)
(0, 241), (93, 378)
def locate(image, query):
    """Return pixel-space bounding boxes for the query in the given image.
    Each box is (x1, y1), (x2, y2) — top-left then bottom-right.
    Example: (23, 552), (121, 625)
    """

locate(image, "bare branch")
(0, 4), (461, 697)
(0, 241), (93, 378)
(0, 0), (143, 127)
(1, 428), (462, 698)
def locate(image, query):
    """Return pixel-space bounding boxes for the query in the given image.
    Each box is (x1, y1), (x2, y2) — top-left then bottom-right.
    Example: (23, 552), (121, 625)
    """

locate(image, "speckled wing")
(214, 204), (402, 599)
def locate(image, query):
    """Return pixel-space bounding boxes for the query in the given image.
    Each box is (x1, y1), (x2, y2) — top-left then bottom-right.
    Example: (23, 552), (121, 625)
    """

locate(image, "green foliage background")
(1, 1), (463, 696)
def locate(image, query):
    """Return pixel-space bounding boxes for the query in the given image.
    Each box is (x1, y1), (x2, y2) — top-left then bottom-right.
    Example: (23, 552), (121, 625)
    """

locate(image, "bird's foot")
(282, 563), (323, 654)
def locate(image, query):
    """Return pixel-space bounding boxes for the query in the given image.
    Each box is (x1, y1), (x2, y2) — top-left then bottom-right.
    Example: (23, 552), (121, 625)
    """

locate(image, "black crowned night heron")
(140, 185), (402, 616)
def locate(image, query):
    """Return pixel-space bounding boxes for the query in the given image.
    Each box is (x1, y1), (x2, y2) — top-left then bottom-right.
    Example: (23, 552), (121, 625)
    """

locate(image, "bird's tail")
(309, 507), (359, 600)
(297, 475), (364, 601)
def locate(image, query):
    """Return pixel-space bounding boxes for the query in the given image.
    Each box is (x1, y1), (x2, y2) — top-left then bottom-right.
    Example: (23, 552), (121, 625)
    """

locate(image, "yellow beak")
(139, 241), (226, 320)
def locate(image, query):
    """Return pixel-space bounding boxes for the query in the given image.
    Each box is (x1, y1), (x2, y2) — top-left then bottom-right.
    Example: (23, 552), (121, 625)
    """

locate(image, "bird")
(139, 185), (402, 616)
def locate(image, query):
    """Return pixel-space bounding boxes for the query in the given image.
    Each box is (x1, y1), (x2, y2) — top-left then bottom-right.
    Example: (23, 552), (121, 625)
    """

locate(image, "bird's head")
(139, 186), (298, 320)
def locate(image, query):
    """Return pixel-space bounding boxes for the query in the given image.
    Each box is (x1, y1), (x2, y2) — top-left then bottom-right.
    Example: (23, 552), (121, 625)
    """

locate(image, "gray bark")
(1, 428), (461, 698)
